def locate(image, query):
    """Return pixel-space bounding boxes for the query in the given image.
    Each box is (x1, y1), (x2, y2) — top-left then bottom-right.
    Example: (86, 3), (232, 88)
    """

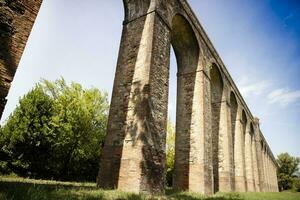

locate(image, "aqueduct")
(0, 0), (279, 195)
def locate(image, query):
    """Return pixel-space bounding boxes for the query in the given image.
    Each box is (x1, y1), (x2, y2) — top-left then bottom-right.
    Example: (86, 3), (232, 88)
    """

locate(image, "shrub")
(0, 79), (109, 182)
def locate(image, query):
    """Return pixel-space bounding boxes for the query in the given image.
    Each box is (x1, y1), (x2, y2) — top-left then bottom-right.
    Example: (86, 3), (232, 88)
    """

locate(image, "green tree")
(277, 153), (300, 191)
(0, 85), (55, 177)
(166, 119), (175, 187)
(0, 78), (109, 181)
(294, 178), (300, 192)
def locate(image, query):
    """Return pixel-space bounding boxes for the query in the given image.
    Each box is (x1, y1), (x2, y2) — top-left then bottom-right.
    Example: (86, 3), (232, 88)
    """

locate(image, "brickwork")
(0, 0), (279, 195)
(245, 123), (255, 191)
(234, 107), (247, 191)
(0, 0), (42, 118)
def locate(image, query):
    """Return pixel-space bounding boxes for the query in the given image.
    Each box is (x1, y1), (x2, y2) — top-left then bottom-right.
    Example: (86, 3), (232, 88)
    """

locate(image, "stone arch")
(241, 109), (248, 185)
(245, 121), (255, 191)
(0, 0), (280, 195)
(250, 123), (254, 133)
(171, 13), (201, 191)
(241, 110), (247, 125)
(210, 63), (224, 192)
(249, 123), (255, 141)
(171, 14), (200, 73)
(233, 106), (248, 192)
(241, 110), (248, 139)
(230, 91), (238, 187)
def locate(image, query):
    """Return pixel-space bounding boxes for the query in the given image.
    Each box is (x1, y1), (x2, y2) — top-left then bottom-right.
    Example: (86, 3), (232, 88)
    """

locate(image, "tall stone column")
(266, 150), (271, 192)
(251, 135), (259, 191)
(245, 123), (254, 191)
(174, 68), (214, 194)
(274, 162), (279, 192)
(254, 120), (264, 192)
(271, 161), (276, 192)
(262, 147), (268, 191)
(269, 156), (273, 192)
(97, 3), (171, 194)
(172, 14), (213, 195)
(269, 156), (272, 191)
(270, 162), (274, 191)
(0, 0), (43, 120)
(234, 106), (246, 192)
(217, 86), (234, 192)
(261, 147), (266, 191)
(256, 142), (264, 192)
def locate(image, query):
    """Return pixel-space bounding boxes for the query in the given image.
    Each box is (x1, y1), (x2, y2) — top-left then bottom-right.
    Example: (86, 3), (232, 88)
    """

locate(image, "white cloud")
(239, 80), (271, 97)
(268, 88), (300, 106)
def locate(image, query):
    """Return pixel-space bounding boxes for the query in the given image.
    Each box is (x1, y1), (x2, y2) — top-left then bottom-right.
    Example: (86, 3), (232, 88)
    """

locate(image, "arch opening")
(241, 110), (247, 158)
(171, 14), (199, 74)
(169, 14), (200, 190)
(230, 92), (238, 188)
(210, 64), (224, 192)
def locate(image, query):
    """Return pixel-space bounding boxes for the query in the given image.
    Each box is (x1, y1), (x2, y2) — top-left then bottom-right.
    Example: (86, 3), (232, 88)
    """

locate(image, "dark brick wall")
(0, 0), (42, 119)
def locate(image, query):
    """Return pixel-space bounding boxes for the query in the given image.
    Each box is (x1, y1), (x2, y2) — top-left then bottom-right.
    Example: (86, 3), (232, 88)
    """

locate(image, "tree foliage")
(166, 119), (175, 187)
(277, 153), (300, 191)
(0, 79), (109, 181)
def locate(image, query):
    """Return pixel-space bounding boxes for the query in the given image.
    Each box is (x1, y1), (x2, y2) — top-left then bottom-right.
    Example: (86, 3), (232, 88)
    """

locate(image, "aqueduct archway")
(0, 0), (279, 195)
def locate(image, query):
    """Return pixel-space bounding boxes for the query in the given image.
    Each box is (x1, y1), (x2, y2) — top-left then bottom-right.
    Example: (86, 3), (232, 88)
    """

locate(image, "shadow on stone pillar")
(234, 107), (247, 192)
(172, 14), (213, 195)
(245, 122), (255, 191)
(98, 1), (171, 194)
(216, 85), (235, 192)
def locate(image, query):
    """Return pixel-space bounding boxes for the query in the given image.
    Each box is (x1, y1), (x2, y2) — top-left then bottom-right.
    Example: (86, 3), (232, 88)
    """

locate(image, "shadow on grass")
(0, 180), (245, 200)
(0, 180), (149, 200)
(165, 189), (242, 200)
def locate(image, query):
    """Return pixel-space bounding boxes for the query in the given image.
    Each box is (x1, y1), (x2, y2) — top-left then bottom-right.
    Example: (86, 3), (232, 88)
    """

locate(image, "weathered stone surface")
(234, 107), (247, 192)
(0, 0), (42, 119)
(0, 0), (279, 195)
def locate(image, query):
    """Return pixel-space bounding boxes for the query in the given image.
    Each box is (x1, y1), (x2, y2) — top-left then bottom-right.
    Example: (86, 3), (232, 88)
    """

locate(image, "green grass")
(0, 176), (299, 200)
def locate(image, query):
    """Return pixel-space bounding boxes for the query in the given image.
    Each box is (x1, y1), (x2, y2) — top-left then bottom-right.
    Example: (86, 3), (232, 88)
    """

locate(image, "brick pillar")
(261, 148), (265, 191)
(234, 106), (246, 192)
(270, 163), (273, 192)
(97, 4), (171, 194)
(251, 136), (259, 191)
(0, 0), (43, 121)
(172, 14), (213, 194)
(252, 118), (260, 192)
(271, 161), (276, 192)
(174, 69), (214, 194)
(267, 155), (271, 192)
(254, 131), (264, 192)
(264, 151), (270, 192)
(262, 147), (268, 191)
(217, 88), (234, 192)
(274, 163), (279, 192)
(274, 163), (277, 192)
(245, 123), (254, 191)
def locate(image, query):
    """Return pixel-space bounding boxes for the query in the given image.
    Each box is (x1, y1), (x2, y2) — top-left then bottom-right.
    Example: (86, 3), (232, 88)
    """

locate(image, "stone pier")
(0, 0), (279, 195)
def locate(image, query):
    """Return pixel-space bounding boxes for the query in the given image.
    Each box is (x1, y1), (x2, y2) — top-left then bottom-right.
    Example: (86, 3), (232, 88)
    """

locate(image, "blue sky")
(1, 0), (299, 158)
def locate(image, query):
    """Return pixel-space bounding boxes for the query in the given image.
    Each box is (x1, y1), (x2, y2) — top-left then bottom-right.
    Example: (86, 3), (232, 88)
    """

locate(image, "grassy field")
(0, 176), (299, 200)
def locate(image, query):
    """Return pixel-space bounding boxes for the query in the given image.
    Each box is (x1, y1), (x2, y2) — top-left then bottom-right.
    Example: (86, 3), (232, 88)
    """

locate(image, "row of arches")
(165, 12), (279, 193)
(209, 64), (278, 193)
(0, 0), (280, 195)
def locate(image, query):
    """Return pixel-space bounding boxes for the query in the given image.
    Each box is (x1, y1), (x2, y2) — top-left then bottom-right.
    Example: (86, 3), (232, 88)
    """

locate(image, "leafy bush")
(0, 79), (109, 181)
(277, 153), (300, 191)
(293, 178), (300, 192)
(166, 120), (175, 187)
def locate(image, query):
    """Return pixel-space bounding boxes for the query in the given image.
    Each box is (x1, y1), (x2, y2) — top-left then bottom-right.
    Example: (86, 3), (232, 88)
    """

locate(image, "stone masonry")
(0, 0), (279, 195)
(0, 0), (42, 119)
